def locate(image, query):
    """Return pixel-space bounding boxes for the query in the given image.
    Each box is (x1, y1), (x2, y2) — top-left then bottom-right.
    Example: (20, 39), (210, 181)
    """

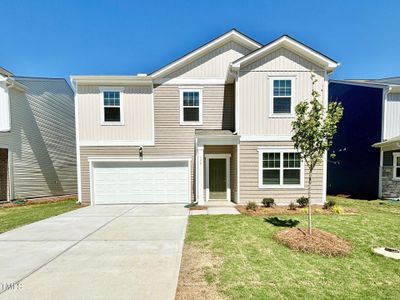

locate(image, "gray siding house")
(0, 67), (77, 201)
(71, 29), (339, 206)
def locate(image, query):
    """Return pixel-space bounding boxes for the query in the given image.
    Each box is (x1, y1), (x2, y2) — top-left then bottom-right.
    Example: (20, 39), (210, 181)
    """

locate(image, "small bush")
(262, 198), (275, 208)
(300, 208), (308, 214)
(246, 201), (258, 211)
(323, 199), (336, 209)
(331, 205), (343, 214)
(288, 201), (297, 210)
(296, 197), (309, 207)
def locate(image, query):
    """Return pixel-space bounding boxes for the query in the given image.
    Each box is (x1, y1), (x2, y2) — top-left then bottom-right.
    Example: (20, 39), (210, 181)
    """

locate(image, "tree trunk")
(307, 169), (313, 235)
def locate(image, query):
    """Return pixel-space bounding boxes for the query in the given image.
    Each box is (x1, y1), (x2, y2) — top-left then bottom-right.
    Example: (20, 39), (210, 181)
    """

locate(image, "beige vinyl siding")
(79, 84), (234, 204)
(385, 93), (400, 139)
(165, 41), (252, 79)
(77, 85), (154, 144)
(0, 78), (76, 199)
(204, 145), (237, 202)
(240, 141), (324, 204)
(238, 47), (325, 136)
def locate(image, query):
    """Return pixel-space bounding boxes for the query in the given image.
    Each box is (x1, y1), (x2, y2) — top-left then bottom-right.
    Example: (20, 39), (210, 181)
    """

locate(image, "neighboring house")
(71, 29), (339, 206)
(329, 78), (400, 199)
(0, 67), (77, 201)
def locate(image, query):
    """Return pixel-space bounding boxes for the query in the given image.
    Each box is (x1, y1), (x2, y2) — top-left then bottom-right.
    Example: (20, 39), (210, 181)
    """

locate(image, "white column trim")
(196, 144), (205, 205)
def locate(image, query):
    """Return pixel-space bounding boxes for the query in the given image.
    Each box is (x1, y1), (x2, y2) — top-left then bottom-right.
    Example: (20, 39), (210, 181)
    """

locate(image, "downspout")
(381, 86), (392, 141)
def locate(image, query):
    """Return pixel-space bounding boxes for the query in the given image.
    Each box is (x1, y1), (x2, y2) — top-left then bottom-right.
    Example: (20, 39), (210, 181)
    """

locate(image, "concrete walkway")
(0, 204), (188, 300)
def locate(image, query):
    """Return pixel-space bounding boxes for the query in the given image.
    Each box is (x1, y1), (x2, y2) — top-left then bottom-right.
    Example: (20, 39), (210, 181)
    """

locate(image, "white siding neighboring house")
(367, 78), (400, 199)
(0, 67), (77, 201)
(71, 29), (339, 206)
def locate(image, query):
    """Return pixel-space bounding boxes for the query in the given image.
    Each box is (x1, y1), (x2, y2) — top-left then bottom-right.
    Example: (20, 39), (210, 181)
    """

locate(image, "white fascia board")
(231, 36), (338, 71)
(70, 76), (153, 86)
(150, 30), (261, 79)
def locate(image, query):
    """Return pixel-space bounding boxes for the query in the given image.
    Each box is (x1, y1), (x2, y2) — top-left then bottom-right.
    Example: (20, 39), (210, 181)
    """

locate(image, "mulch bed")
(0, 195), (78, 208)
(189, 205), (208, 211)
(236, 205), (356, 216)
(275, 227), (351, 257)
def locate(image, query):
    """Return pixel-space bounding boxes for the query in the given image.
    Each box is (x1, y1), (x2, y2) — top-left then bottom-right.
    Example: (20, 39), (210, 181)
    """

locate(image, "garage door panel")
(92, 161), (190, 204)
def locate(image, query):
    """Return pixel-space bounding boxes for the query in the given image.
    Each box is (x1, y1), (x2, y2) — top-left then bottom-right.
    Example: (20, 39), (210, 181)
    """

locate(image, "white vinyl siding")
(164, 41), (253, 80)
(238, 47), (325, 136)
(0, 78), (77, 199)
(91, 160), (190, 204)
(385, 93), (400, 140)
(77, 85), (154, 145)
(0, 80), (10, 132)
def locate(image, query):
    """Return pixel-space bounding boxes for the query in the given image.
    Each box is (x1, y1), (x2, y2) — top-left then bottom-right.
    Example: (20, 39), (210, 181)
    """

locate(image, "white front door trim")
(205, 154), (231, 202)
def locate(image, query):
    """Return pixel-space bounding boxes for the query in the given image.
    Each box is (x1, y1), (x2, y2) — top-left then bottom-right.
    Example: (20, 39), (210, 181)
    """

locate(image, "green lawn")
(185, 197), (400, 299)
(0, 199), (80, 233)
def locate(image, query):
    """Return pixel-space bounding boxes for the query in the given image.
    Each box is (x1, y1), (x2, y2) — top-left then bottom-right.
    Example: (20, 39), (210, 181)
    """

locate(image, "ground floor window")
(394, 153), (400, 179)
(259, 148), (303, 188)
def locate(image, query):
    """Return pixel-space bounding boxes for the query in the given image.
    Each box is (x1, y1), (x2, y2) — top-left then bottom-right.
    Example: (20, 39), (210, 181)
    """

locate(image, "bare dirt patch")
(275, 228), (351, 257)
(237, 205), (356, 216)
(176, 244), (226, 300)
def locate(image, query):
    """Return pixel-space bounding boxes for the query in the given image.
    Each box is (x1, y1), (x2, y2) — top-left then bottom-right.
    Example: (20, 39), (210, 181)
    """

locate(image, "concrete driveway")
(0, 204), (188, 300)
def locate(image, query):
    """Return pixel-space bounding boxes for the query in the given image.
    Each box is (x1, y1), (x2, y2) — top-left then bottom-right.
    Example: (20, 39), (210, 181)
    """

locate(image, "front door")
(209, 158), (227, 200)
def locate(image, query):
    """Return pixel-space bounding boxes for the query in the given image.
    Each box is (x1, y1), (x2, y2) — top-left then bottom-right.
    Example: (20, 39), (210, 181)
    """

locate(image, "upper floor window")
(101, 88), (124, 125)
(394, 153), (400, 179)
(259, 149), (303, 188)
(180, 89), (202, 125)
(271, 79), (293, 116)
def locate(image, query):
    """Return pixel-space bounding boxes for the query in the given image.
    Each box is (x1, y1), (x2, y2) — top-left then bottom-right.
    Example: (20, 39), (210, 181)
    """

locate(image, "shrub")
(288, 201), (297, 210)
(246, 201), (257, 211)
(331, 205), (343, 214)
(262, 198), (275, 208)
(323, 199), (336, 209)
(296, 196), (309, 208)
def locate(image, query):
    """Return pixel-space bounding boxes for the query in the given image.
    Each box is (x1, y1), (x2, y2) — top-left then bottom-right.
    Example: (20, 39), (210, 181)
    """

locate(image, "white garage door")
(92, 160), (190, 204)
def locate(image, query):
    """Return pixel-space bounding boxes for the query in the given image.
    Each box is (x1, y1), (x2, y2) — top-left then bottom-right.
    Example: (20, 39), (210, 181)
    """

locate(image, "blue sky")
(1, 0), (399, 81)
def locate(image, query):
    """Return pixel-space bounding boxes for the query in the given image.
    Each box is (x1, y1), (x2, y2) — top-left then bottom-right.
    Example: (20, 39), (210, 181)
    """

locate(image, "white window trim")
(99, 87), (125, 126)
(393, 153), (400, 180)
(205, 154), (231, 202)
(269, 77), (295, 118)
(258, 148), (304, 189)
(179, 88), (203, 125)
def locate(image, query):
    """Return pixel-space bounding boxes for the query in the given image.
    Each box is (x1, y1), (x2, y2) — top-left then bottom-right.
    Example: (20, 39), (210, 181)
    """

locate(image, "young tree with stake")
(291, 73), (343, 235)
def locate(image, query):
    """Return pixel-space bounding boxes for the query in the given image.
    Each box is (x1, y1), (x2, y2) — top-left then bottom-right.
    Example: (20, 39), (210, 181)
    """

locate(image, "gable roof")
(231, 35), (339, 72)
(0, 66), (13, 77)
(150, 29), (262, 78)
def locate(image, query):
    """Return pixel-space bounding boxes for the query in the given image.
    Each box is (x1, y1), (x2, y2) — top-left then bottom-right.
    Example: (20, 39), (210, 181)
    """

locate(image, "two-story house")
(0, 67), (77, 201)
(329, 79), (400, 199)
(71, 29), (338, 206)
